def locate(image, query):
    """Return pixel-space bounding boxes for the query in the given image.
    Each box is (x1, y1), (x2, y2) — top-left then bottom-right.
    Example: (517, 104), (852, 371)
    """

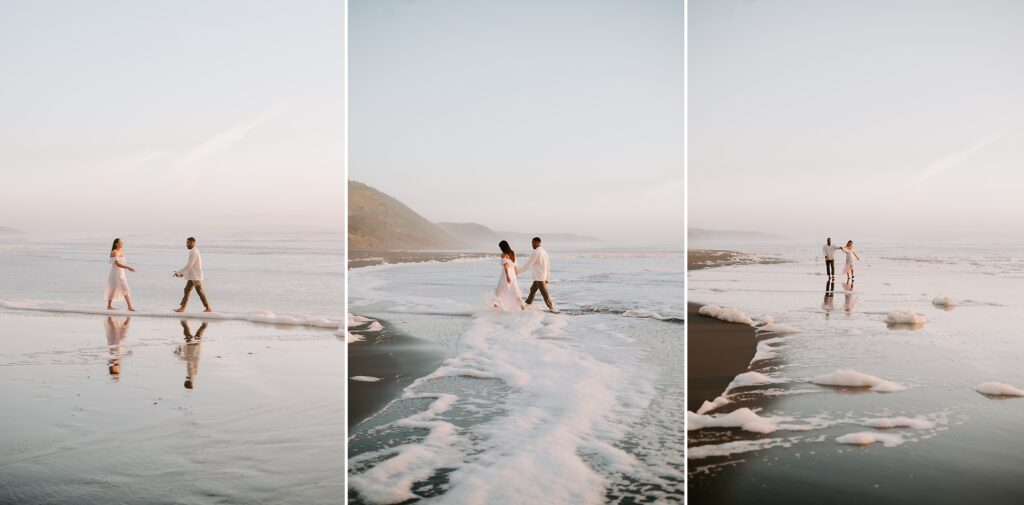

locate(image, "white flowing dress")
(494, 257), (524, 311)
(104, 255), (131, 300)
(842, 247), (857, 275)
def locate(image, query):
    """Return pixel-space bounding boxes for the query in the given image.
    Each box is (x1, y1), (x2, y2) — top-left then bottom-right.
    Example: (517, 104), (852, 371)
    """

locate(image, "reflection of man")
(519, 237), (555, 311)
(822, 280), (835, 318)
(104, 316), (131, 380)
(176, 320), (206, 389)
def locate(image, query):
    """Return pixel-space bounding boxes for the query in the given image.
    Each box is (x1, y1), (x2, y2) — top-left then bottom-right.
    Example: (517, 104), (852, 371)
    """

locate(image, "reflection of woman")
(105, 238), (136, 311)
(104, 316), (130, 379)
(841, 240), (861, 282)
(493, 240), (525, 311)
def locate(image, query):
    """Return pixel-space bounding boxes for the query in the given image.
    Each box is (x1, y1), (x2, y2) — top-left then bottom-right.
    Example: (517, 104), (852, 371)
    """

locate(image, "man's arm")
(177, 250), (197, 276)
(520, 252), (537, 272)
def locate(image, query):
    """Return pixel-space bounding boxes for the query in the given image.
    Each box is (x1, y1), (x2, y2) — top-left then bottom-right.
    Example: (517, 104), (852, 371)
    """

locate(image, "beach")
(687, 242), (1024, 504)
(0, 233), (345, 504)
(347, 250), (685, 503)
(686, 302), (756, 413)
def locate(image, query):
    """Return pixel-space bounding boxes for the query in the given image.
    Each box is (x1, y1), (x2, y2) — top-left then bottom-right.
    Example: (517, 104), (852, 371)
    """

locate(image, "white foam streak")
(811, 369), (906, 393)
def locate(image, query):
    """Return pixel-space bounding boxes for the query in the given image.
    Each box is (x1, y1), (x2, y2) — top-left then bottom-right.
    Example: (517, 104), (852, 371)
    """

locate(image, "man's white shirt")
(822, 244), (841, 260)
(177, 247), (204, 281)
(519, 246), (550, 282)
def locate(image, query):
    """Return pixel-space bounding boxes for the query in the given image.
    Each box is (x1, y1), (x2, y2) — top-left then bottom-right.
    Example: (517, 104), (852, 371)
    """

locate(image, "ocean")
(347, 250), (685, 504)
(0, 232), (345, 504)
(688, 241), (1024, 504)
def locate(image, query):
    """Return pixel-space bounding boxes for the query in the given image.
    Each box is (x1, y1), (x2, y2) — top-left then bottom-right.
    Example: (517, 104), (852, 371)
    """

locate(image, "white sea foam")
(698, 304), (754, 325)
(622, 308), (683, 321)
(351, 376), (382, 382)
(687, 408), (777, 434)
(727, 371), (774, 391)
(696, 396), (732, 415)
(835, 432), (905, 447)
(975, 381), (1024, 396)
(688, 438), (791, 460)
(346, 332), (364, 344)
(884, 309), (926, 326)
(755, 323), (801, 335)
(348, 310), (671, 503)
(932, 296), (957, 307)
(811, 369), (906, 393)
(0, 300), (341, 328)
(862, 417), (936, 429)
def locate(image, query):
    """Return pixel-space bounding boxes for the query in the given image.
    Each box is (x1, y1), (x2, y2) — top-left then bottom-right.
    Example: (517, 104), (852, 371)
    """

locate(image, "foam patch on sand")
(687, 408), (777, 434)
(696, 396), (732, 415)
(976, 381), (1024, 396)
(698, 305), (754, 325)
(884, 309), (926, 325)
(932, 296), (957, 307)
(347, 332), (365, 344)
(351, 376), (382, 382)
(755, 323), (801, 335)
(727, 371), (774, 391)
(835, 432), (905, 447)
(811, 369), (906, 393)
(688, 438), (791, 460)
(0, 300), (341, 328)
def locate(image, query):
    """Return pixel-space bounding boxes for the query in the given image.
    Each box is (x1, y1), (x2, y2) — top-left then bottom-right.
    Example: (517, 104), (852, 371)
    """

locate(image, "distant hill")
(0, 226), (25, 235)
(437, 222), (601, 249)
(348, 181), (459, 250)
(348, 181), (603, 250)
(688, 228), (788, 244)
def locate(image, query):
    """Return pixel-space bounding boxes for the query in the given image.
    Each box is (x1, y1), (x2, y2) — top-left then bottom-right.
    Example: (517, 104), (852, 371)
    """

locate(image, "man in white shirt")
(822, 237), (842, 280)
(519, 237), (555, 311)
(173, 237), (211, 312)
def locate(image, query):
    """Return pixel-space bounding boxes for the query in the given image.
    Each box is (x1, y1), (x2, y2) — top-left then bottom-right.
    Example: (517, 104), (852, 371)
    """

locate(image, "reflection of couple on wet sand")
(822, 237), (860, 282)
(493, 237), (557, 313)
(104, 236), (212, 313)
(102, 317), (205, 389)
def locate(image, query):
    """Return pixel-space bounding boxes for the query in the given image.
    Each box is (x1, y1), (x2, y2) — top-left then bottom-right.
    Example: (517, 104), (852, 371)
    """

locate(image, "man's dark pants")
(825, 259), (835, 277)
(526, 281), (553, 309)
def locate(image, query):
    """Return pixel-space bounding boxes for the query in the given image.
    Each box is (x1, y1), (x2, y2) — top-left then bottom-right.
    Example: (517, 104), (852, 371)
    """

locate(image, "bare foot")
(173, 307), (185, 313)
(203, 308), (212, 313)
(107, 306), (114, 310)
(127, 307), (136, 312)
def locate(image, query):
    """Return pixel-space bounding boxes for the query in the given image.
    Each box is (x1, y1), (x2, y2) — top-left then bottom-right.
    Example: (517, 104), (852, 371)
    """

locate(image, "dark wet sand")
(686, 302), (756, 412)
(348, 250), (491, 269)
(347, 318), (447, 428)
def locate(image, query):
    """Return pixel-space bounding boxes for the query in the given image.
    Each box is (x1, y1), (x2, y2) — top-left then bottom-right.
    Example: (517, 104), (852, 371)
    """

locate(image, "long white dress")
(104, 255), (131, 300)
(842, 247), (857, 275)
(494, 256), (525, 311)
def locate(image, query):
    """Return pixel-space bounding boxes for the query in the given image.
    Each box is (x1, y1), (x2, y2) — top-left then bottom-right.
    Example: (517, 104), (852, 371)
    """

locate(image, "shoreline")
(686, 302), (757, 412)
(348, 250), (491, 269)
(347, 315), (448, 428)
(688, 249), (786, 271)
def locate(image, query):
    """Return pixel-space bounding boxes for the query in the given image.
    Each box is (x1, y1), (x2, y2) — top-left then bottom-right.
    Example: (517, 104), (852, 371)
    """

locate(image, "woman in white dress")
(841, 240), (860, 282)
(494, 240), (525, 311)
(105, 238), (136, 311)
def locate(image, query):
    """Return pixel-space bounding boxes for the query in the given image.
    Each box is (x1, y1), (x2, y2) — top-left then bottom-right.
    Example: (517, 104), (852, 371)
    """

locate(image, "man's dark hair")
(532, 237), (541, 243)
(187, 237), (196, 242)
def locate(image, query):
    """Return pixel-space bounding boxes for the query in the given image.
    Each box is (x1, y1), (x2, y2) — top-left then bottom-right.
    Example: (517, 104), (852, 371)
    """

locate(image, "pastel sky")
(349, 0), (684, 247)
(0, 1), (344, 234)
(690, 0), (1024, 241)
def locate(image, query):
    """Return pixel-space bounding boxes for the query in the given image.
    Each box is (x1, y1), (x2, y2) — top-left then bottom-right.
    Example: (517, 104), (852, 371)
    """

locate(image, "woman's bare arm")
(114, 260), (135, 272)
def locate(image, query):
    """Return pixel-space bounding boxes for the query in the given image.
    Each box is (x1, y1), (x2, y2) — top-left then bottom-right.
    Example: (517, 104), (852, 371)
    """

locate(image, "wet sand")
(348, 250), (491, 269)
(0, 311), (344, 504)
(347, 317), (447, 428)
(686, 302), (756, 412)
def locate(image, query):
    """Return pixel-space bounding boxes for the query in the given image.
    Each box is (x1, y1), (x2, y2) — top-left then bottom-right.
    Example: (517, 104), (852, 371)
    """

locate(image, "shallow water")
(347, 251), (685, 504)
(0, 234), (344, 504)
(688, 242), (1024, 504)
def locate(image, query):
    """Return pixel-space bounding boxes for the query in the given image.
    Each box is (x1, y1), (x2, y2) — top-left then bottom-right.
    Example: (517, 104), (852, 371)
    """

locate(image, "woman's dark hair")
(111, 238), (121, 251)
(498, 240), (515, 263)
